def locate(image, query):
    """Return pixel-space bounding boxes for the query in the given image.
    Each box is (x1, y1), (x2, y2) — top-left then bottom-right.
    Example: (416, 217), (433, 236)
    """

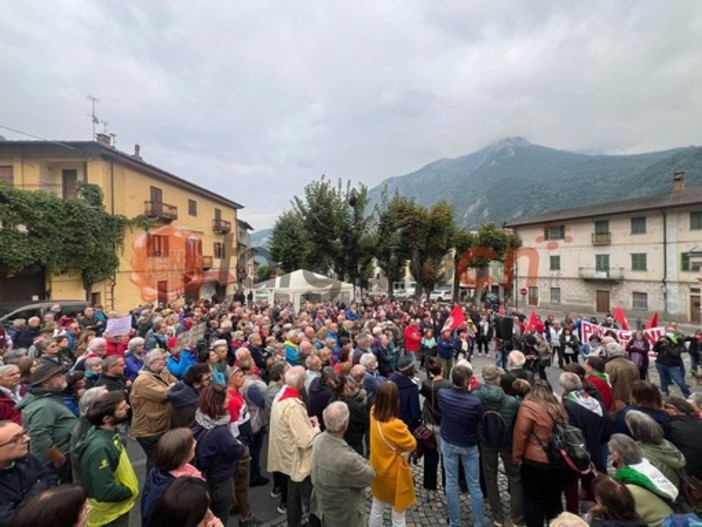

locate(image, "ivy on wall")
(0, 181), (147, 297)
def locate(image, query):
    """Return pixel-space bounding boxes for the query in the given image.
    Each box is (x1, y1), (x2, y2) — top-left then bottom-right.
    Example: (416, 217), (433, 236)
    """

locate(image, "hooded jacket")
(140, 469), (174, 527)
(74, 427), (138, 526)
(473, 382), (520, 448)
(388, 373), (421, 433)
(16, 387), (77, 457)
(638, 439), (687, 488)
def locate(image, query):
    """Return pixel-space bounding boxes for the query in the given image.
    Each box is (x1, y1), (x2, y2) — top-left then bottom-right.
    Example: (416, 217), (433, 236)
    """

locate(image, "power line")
(0, 123), (82, 151)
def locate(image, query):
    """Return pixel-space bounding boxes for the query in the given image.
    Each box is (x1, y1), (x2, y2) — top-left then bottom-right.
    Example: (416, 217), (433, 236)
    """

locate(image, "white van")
(392, 281), (417, 299)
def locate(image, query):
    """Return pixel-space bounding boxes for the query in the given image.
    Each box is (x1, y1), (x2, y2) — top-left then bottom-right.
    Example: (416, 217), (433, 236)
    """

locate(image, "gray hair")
(625, 410), (664, 445)
(211, 339), (228, 350)
(102, 355), (123, 370)
(608, 433), (643, 465)
(323, 401), (350, 433)
(128, 337), (145, 351)
(87, 337), (107, 352)
(606, 342), (626, 358)
(84, 357), (102, 369)
(285, 366), (307, 389)
(359, 353), (377, 370)
(247, 333), (260, 345)
(559, 372), (582, 393)
(507, 350), (526, 368)
(0, 364), (20, 377)
(78, 386), (108, 416)
(144, 349), (166, 365)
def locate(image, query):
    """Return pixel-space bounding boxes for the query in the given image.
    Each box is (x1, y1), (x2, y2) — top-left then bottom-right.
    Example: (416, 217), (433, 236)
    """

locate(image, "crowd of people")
(0, 297), (700, 527)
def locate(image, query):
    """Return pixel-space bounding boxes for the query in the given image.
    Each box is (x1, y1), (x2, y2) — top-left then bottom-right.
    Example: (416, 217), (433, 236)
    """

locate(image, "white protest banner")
(580, 320), (665, 353)
(106, 315), (132, 337)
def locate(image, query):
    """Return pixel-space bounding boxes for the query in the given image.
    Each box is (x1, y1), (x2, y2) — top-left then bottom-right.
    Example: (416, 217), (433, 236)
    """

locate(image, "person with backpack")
(560, 372), (609, 514)
(512, 379), (568, 527)
(473, 364), (524, 527)
(653, 330), (691, 399)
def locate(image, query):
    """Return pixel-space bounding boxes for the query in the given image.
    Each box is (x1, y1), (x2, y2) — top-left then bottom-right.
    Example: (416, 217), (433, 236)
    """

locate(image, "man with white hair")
(311, 401), (375, 527)
(129, 349), (176, 470)
(268, 366), (321, 527)
(304, 354), (323, 392)
(604, 343), (640, 408)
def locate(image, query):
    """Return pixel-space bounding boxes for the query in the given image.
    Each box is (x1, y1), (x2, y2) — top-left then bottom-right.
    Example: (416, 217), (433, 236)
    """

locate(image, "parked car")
(0, 300), (89, 327)
(429, 286), (453, 302)
(392, 281), (417, 299)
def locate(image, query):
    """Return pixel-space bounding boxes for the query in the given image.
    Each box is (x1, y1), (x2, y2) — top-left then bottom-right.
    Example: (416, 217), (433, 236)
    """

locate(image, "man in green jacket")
(16, 363), (76, 483)
(74, 391), (138, 527)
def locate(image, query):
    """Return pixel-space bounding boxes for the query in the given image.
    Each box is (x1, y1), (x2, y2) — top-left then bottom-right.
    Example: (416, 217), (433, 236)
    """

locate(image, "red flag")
(645, 312), (658, 330)
(525, 311), (538, 332)
(443, 304), (465, 332)
(613, 305), (630, 330)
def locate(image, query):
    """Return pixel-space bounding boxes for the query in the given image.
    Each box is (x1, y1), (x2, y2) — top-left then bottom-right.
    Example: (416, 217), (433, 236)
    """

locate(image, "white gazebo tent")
(251, 269), (353, 310)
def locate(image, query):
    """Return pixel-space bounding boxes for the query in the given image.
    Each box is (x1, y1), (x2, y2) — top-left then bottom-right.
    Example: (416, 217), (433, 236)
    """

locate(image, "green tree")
(0, 181), (134, 300)
(269, 211), (316, 273)
(292, 176), (374, 284)
(372, 190), (412, 297)
(255, 264), (279, 283)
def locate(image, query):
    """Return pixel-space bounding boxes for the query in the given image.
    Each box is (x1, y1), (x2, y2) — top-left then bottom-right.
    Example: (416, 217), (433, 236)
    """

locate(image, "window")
(544, 225), (565, 240)
(631, 253), (647, 271)
(549, 255), (561, 271)
(631, 216), (646, 235)
(550, 287), (561, 304)
(682, 252), (701, 272)
(214, 242), (225, 259)
(691, 211), (702, 231)
(0, 165), (13, 184)
(632, 292), (648, 310)
(146, 234), (169, 257)
(214, 208), (222, 220)
(594, 220), (609, 234)
(188, 199), (197, 216)
(595, 254), (610, 272)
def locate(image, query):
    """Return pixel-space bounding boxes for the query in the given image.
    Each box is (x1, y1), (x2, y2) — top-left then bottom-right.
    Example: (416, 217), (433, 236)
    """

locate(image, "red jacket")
(404, 325), (421, 352)
(0, 386), (27, 425)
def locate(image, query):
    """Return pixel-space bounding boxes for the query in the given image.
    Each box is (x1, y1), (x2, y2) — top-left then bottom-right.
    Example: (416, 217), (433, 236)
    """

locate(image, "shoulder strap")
(376, 419), (398, 453)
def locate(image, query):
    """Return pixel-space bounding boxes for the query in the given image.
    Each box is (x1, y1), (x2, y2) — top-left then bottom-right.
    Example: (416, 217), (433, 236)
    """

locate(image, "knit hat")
(397, 356), (415, 375)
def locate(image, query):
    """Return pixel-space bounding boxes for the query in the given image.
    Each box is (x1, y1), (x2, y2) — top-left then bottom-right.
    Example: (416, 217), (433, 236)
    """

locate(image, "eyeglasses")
(0, 429), (29, 448)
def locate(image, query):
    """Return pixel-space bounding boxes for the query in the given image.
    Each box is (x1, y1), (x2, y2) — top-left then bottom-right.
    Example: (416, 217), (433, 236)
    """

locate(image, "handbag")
(678, 471), (702, 513)
(413, 380), (438, 451)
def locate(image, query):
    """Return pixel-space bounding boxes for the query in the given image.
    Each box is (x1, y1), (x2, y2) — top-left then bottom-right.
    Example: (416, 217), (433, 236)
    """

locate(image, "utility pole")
(87, 94), (100, 139)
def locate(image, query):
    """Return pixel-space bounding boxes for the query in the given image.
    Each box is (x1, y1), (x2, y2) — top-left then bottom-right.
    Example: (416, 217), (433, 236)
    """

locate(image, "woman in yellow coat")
(369, 381), (417, 527)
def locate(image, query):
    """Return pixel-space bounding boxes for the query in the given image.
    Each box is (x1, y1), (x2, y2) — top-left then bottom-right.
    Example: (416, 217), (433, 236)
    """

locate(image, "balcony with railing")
(212, 218), (232, 234)
(578, 267), (624, 281)
(591, 231), (612, 246)
(145, 201), (178, 221)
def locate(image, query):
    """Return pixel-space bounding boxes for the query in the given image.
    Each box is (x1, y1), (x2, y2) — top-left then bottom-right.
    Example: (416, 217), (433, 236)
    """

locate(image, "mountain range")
(252, 137), (702, 249)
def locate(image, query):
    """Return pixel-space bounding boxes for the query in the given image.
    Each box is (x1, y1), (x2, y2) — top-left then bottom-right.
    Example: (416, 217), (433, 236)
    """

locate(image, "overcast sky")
(2, 1), (702, 229)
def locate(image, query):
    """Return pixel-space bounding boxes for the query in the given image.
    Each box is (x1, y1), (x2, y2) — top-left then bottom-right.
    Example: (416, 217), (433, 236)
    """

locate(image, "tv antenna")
(87, 94), (100, 139)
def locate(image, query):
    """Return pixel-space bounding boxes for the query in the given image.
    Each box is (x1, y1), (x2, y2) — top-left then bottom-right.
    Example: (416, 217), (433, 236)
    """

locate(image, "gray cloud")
(1, 1), (701, 228)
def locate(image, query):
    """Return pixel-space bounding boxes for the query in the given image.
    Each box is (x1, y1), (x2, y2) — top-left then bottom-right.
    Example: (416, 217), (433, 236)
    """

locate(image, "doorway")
(691, 295), (701, 324)
(528, 286), (538, 306)
(596, 290), (610, 313)
(157, 280), (169, 305)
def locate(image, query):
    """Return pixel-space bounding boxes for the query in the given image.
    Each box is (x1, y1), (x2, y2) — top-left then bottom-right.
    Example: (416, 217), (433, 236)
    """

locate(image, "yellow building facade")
(0, 138), (243, 312)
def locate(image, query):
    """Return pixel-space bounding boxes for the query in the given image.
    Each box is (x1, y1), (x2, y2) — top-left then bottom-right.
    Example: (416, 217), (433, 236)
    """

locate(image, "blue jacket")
(389, 373), (421, 432)
(438, 387), (484, 448)
(437, 336), (455, 360)
(166, 350), (197, 380)
(124, 351), (144, 381)
(192, 423), (245, 483)
(140, 469), (173, 527)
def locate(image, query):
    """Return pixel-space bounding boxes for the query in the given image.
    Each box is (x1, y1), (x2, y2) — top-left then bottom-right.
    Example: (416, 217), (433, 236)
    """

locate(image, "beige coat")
(605, 356), (640, 405)
(129, 369), (176, 437)
(267, 394), (320, 482)
(311, 432), (375, 527)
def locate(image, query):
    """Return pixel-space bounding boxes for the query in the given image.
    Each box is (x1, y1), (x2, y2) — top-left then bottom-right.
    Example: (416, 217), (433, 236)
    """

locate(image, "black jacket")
(0, 454), (58, 526)
(669, 414), (702, 479)
(306, 377), (333, 431)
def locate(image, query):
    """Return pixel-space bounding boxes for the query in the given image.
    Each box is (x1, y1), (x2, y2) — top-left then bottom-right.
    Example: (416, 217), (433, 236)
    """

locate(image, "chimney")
(95, 133), (111, 146)
(133, 143), (143, 160)
(672, 171), (686, 193)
